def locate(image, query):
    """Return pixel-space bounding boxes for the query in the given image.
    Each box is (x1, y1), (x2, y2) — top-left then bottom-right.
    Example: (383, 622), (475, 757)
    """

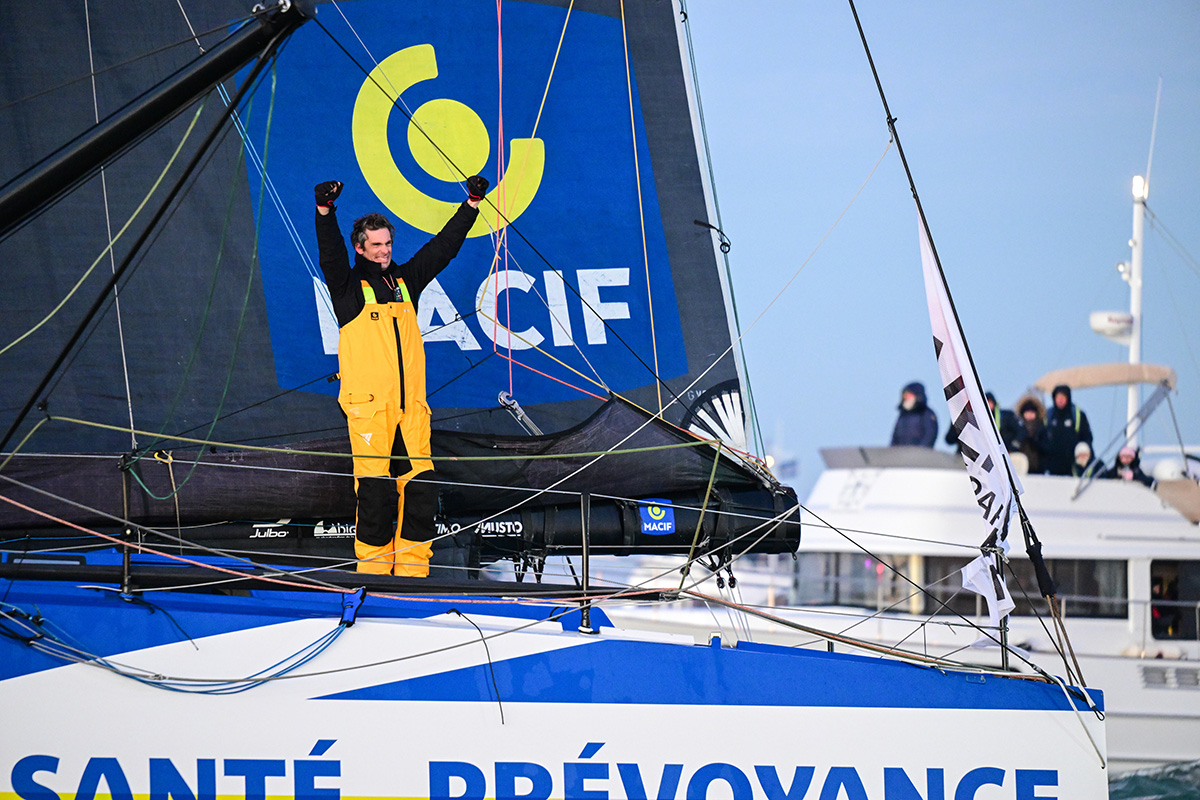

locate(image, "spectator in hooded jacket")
(1044, 384), (1092, 476)
(1071, 441), (1105, 479)
(890, 381), (938, 448)
(1015, 395), (1048, 474)
(1103, 446), (1155, 487)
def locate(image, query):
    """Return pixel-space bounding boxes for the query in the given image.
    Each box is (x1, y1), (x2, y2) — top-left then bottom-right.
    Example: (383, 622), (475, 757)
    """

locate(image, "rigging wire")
(678, 0), (764, 456)
(44, 413), (723, 463)
(845, 0), (1075, 679)
(133, 102), (255, 462)
(4, 443), (794, 602)
(625, 140), (895, 436)
(167, 371), (339, 440)
(0, 17), (257, 116)
(37, 103), (254, 405)
(0, 8), (1049, 676)
(1148, 232), (1200, 387)
(12, 409), (1016, 662)
(156, 61), (286, 496)
(0, 490), (347, 595)
(1, 473), (1021, 679)
(345, 0), (612, 403)
(1146, 207), (1200, 280)
(0, 33), (291, 457)
(85, 0), (138, 452)
(799, 498), (1055, 676)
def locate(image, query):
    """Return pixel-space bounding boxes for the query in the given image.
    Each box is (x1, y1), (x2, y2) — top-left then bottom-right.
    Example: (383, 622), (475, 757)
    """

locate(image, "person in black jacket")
(1044, 384), (1092, 476)
(1103, 446), (1155, 487)
(993, 393), (1023, 453)
(1015, 395), (1048, 474)
(890, 381), (938, 448)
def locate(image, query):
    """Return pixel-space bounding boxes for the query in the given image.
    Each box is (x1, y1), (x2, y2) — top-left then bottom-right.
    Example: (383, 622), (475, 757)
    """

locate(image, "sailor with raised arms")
(313, 176), (487, 576)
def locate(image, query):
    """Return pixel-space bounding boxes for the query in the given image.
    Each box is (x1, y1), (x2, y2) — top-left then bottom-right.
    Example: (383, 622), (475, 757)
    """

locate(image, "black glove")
(466, 175), (489, 202)
(315, 180), (343, 209)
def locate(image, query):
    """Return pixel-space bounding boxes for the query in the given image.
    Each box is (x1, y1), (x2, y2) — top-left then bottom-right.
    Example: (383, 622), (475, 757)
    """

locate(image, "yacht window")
(1151, 561), (1200, 641)
(792, 553), (914, 609)
(794, 554), (1127, 620)
(921, 557), (1127, 619)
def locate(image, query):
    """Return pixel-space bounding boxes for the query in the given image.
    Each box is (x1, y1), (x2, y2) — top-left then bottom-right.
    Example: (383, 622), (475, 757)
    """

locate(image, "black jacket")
(1103, 451), (1155, 488)
(1044, 385), (1092, 476)
(315, 204), (478, 328)
(891, 382), (938, 448)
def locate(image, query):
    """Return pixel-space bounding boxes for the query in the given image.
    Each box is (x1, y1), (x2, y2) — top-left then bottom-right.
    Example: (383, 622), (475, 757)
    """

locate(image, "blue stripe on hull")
(320, 637), (1104, 713)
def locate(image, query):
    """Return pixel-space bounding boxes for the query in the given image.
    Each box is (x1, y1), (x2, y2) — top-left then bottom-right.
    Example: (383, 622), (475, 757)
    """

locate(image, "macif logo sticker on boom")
(638, 499), (675, 535)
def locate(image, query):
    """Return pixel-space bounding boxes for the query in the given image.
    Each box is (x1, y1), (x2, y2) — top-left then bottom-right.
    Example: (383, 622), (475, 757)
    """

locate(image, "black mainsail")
(0, 0), (797, 574)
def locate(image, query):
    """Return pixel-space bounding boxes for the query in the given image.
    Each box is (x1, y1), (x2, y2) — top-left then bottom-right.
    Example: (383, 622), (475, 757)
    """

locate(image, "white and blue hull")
(2, 571), (1108, 799)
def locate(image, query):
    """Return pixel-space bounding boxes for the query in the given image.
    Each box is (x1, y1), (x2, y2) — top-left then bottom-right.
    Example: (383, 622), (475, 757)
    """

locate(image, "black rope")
(426, 351), (499, 401)
(309, 16), (686, 411)
(449, 608), (505, 724)
(846, 3), (1056, 599)
(168, 372), (339, 440)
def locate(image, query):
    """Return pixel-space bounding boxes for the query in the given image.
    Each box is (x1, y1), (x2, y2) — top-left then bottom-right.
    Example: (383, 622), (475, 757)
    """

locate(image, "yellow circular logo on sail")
(648, 505), (666, 520)
(352, 44), (544, 237)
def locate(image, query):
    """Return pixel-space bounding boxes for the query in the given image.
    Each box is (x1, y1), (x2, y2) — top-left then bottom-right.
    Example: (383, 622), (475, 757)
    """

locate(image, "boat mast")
(1123, 81), (1160, 448)
(1127, 175), (1147, 446)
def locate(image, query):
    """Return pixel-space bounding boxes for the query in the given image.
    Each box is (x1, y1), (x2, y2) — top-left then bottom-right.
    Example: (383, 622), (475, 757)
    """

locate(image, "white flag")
(918, 213), (1021, 545)
(960, 552), (1016, 646)
(918, 212), (1023, 632)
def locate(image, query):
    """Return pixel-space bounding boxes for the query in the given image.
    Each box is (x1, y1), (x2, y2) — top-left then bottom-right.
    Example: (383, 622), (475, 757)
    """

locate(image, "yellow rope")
(503, 0), (572, 208)
(0, 99), (209, 356)
(473, 295), (611, 393)
(472, 1), (613, 397)
(619, 0), (661, 412)
(0, 417), (48, 473)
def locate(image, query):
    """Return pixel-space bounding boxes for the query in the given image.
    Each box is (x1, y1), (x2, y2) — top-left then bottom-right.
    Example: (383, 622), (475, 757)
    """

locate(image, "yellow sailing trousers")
(338, 282), (435, 576)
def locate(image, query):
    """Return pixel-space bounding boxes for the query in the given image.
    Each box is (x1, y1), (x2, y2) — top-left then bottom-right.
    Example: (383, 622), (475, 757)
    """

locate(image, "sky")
(680, 1), (1200, 499)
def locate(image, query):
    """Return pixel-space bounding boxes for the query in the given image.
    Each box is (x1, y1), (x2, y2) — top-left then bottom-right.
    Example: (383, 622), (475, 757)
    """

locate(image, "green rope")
(141, 93), (255, 456)
(678, 441), (725, 591)
(49, 415), (721, 464)
(132, 61), (279, 501)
